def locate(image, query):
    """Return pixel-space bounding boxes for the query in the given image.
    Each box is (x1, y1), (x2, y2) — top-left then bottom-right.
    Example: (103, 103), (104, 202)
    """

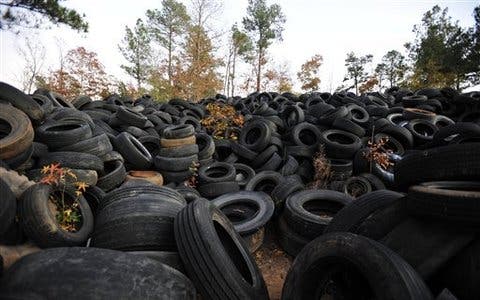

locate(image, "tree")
(243, 0), (286, 91)
(38, 47), (114, 99)
(18, 36), (46, 94)
(343, 52), (373, 94)
(262, 62), (293, 92)
(174, 25), (222, 101)
(377, 50), (408, 88)
(405, 5), (478, 89)
(374, 62), (387, 89)
(226, 24), (253, 96)
(190, 0), (222, 29)
(0, 0), (88, 33)
(146, 0), (190, 85)
(297, 54), (323, 91)
(119, 18), (152, 90)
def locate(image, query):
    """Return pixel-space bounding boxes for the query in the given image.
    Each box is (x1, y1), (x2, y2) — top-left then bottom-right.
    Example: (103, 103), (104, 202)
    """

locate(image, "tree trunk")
(231, 51), (237, 97)
(168, 29), (173, 85)
(354, 77), (358, 95)
(256, 48), (262, 92)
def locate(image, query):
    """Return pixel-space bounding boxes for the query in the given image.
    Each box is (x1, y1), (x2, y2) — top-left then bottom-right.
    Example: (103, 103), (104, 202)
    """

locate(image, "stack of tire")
(196, 162), (240, 198)
(91, 183), (186, 272)
(154, 124), (199, 184)
(277, 189), (353, 256)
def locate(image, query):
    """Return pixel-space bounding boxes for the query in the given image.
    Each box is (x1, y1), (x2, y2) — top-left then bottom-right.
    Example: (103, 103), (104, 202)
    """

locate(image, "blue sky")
(0, 0), (478, 94)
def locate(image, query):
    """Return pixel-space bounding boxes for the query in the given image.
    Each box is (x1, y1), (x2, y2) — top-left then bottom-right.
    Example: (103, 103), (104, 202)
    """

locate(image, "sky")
(0, 0), (478, 94)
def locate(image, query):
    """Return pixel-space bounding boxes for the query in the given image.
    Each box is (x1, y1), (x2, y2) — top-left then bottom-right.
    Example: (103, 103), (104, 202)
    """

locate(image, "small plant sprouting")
(40, 163), (88, 232)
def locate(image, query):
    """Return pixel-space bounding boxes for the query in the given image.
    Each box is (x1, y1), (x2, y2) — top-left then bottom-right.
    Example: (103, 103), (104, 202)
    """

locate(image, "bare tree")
(17, 36), (45, 93)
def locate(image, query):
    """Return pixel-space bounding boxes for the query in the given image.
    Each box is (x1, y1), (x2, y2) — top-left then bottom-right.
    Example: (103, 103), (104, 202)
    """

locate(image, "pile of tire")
(0, 80), (479, 299)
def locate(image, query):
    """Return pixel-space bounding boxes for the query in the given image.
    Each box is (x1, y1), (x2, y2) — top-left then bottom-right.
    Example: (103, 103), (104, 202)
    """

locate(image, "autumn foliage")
(40, 163), (88, 232)
(201, 103), (244, 139)
(37, 47), (114, 100)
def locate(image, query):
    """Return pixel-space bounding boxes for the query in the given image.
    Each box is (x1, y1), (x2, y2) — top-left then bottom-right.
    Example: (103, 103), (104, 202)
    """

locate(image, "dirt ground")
(254, 227), (293, 300)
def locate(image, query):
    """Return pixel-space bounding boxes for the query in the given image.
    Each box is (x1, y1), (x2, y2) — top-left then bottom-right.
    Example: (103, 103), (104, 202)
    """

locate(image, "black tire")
(114, 132), (152, 169)
(405, 119), (437, 145)
(284, 189), (353, 239)
(211, 191), (275, 235)
(231, 141), (257, 161)
(163, 124), (195, 139)
(394, 144), (480, 189)
(271, 176), (304, 212)
(37, 151), (104, 173)
(431, 239), (480, 300)
(31, 142), (48, 158)
(233, 163), (256, 187)
(277, 215), (309, 257)
(343, 176), (373, 198)
(251, 145), (278, 168)
(157, 144), (199, 158)
(93, 194), (185, 251)
(324, 190), (404, 234)
(31, 93), (54, 114)
(0, 82), (44, 123)
(197, 181), (240, 198)
(406, 181), (480, 225)
(198, 161), (236, 183)
(154, 154), (198, 172)
(0, 104), (34, 160)
(4, 144), (33, 170)
(320, 129), (362, 159)
(281, 232), (433, 300)
(196, 132), (215, 159)
(239, 120), (272, 152)
(97, 160), (127, 192)
(35, 120), (93, 149)
(333, 117), (366, 137)
(138, 135), (162, 157)
(19, 183), (94, 247)
(99, 184), (185, 211)
(83, 185), (105, 215)
(0, 178), (16, 237)
(47, 107), (95, 130)
(58, 133), (113, 157)
(379, 124), (414, 149)
(245, 171), (283, 194)
(329, 158), (353, 180)
(174, 198), (269, 300)
(381, 218), (474, 279)
(356, 198), (409, 241)
(256, 152), (282, 172)
(0, 247), (195, 299)
(347, 104), (370, 125)
(289, 122), (321, 147)
(359, 173), (386, 190)
(127, 251), (185, 273)
(317, 106), (349, 125)
(279, 155), (299, 176)
(116, 106), (148, 128)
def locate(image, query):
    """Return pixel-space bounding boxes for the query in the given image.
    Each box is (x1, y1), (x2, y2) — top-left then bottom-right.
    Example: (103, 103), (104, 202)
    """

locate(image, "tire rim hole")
(213, 220), (254, 285)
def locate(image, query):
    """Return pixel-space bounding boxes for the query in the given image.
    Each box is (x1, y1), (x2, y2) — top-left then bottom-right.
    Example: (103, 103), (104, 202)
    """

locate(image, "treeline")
(2, 1), (479, 100)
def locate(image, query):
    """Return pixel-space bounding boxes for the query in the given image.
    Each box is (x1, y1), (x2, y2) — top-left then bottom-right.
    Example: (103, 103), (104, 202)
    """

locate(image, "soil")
(254, 226), (293, 300)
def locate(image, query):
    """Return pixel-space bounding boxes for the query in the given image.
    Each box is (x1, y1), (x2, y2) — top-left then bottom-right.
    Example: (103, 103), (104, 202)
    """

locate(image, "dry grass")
(308, 146), (332, 189)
